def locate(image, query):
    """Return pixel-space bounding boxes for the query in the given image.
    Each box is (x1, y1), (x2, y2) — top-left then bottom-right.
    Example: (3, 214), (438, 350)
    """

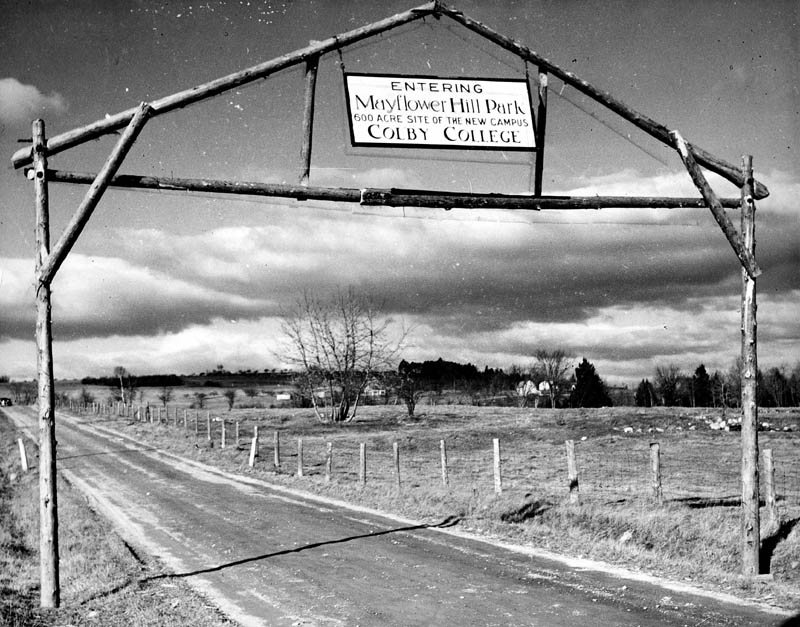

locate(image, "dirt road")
(7, 407), (792, 626)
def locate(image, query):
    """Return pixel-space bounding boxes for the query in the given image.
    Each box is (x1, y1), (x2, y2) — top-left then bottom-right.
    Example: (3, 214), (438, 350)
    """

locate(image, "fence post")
(359, 442), (367, 487)
(194, 410), (198, 435)
(183, 409), (187, 429)
(393, 441), (401, 493)
(440, 439), (449, 488)
(248, 427), (259, 468)
(235, 421), (240, 447)
(650, 442), (663, 505)
(18, 438), (29, 472)
(206, 412), (211, 441)
(763, 449), (779, 535)
(325, 442), (333, 482)
(493, 438), (502, 495)
(297, 438), (304, 477)
(274, 430), (281, 469)
(565, 440), (579, 503)
(173, 407), (177, 427)
(221, 419), (226, 449)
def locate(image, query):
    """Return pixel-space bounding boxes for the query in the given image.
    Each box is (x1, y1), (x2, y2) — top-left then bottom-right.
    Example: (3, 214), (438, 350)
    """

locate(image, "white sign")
(344, 74), (536, 151)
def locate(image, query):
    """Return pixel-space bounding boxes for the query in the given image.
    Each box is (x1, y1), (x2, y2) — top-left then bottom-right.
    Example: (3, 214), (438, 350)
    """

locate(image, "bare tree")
(533, 349), (573, 408)
(110, 366), (137, 406)
(280, 287), (404, 423)
(113, 366), (128, 405)
(654, 363), (682, 406)
(193, 392), (207, 409)
(157, 386), (173, 407)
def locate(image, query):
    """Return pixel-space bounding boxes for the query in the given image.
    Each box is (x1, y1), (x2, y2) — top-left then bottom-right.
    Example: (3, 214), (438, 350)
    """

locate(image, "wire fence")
(68, 401), (800, 510)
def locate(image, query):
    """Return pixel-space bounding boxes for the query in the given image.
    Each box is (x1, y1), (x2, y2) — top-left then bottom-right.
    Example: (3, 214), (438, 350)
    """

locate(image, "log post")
(249, 433), (258, 468)
(740, 155), (760, 576)
(359, 442), (367, 487)
(533, 68), (548, 196)
(393, 441), (401, 493)
(235, 421), (240, 447)
(440, 439), (449, 487)
(221, 419), (226, 449)
(299, 53), (319, 186)
(763, 449), (779, 537)
(566, 440), (579, 503)
(194, 410), (198, 435)
(649, 442), (663, 505)
(18, 438), (29, 472)
(274, 430), (281, 468)
(206, 412), (211, 441)
(493, 438), (502, 495)
(33, 118), (60, 608)
(325, 442), (333, 483)
(297, 438), (304, 477)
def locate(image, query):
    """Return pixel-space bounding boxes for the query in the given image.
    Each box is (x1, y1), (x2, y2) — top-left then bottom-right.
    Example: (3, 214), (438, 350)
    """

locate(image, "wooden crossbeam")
(434, 3), (769, 200)
(10, 3), (436, 169)
(40, 168), (743, 210)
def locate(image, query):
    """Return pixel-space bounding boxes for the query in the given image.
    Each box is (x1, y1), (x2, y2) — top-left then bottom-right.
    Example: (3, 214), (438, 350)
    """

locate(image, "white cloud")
(0, 254), (274, 341)
(757, 171), (800, 216)
(0, 78), (67, 125)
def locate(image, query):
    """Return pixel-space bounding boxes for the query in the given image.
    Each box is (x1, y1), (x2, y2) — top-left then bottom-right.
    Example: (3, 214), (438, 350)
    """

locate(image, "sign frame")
(343, 72), (537, 152)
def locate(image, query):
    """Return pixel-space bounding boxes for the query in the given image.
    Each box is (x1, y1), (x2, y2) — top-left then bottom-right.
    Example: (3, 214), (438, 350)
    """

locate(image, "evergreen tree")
(692, 364), (712, 407)
(569, 358), (612, 408)
(635, 379), (656, 407)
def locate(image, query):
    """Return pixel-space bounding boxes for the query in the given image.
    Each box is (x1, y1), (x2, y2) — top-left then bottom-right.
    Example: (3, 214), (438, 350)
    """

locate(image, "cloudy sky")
(1, 0), (798, 385)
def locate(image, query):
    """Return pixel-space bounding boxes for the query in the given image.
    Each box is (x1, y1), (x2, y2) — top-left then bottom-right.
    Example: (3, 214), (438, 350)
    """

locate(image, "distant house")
(516, 380), (550, 398)
(363, 384), (387, 398)
(275, 392), (292, 402)
(516, 380), (554, 408)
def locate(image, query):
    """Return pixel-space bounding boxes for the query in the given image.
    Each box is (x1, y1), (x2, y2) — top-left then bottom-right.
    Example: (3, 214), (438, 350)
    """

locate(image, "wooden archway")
(11, 1), (766, 606)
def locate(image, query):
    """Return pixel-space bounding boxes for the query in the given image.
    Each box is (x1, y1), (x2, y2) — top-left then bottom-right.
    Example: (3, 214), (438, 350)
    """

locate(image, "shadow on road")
(143, 515), (462, 582)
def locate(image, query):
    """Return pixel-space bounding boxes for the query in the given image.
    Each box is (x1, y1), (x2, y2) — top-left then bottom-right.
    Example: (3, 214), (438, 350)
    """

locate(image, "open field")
(55, 400), (800, 612)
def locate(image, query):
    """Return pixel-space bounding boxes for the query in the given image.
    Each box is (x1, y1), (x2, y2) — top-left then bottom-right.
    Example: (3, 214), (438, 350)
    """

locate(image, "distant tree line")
(635, 361), (800, 408)
(81, 373), (183, 388)
(395, 353), (612, 410)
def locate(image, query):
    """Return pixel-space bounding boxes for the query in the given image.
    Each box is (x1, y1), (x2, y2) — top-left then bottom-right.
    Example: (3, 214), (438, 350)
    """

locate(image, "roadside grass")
(0, 412), (236, 627)
(88, 403), (800, 611)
